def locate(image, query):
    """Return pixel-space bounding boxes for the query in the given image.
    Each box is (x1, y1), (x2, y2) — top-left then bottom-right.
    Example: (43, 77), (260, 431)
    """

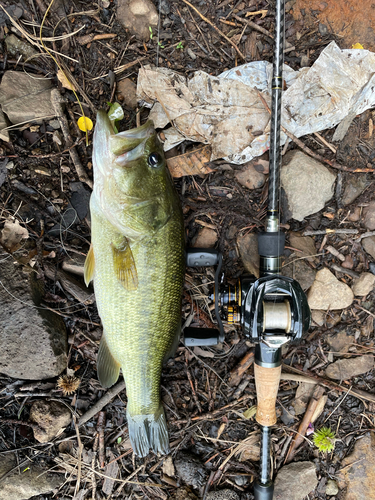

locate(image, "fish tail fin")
(97, 335), (121, 388)
(127, 405), (169, 458)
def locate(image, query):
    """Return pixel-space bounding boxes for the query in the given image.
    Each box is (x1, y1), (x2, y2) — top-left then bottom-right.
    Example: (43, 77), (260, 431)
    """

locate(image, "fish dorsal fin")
(84, 244), (95, 286)
(112, 237), (138, 291)
(97, 334), (121, 388)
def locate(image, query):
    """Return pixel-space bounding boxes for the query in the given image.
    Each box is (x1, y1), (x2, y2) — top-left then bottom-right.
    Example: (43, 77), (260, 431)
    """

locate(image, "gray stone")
(342, 174), (367, 206)
(0, 108), (9, 142)
(30, 400), (72, 442)
(0, 453), (63, 500)
(206, 490), (240, 500)
(0, 259), (67, 380)
(282, 252), (316, 291)
(49, 119), (61, 129)
(235, 160), (266, 190)
(281, 151), (336, 221)
(364, 201), (375, 230)
(117, 78), (138, 109)
(236, 233), (259, 277)
(174, 453), (207, 494)
(325, 354), (374, 380)
(0, 71), (54, 125)
(338, 432), (375, 500)
(5, 35), (38, 61)
(289, 233), (317, 262)
(352, 273), (375, 296)
(307, 268), (354, 310)
(363, 236), (375, 259)
(326, 479), (339, 496)
(274, 461), (318, 500)
(117, 0), (159, 41)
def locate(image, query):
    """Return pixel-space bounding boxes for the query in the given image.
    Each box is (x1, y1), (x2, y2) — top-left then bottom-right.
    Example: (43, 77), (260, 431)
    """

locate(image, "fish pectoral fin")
(84, 244), (95, 286)
(111, 237), (138, 291)
(97, 335), (121, 388)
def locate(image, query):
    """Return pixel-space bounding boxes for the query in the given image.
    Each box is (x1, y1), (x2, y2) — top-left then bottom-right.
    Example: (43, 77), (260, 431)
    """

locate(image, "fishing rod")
(184, 0), (311, 495)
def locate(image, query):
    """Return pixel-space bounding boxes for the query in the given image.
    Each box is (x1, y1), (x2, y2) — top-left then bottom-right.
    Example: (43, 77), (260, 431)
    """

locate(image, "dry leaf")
(57, 69), (76, 91)
(167, 145), (215, 178)
(0, 218), (29, 253)
(193, 346), (215, 358)
(238, 433), (261, 462)
(217, 422), (226, 439)
(243, 405), (257, 419)
(162, 456), (175, 477)
(311, 395), (328, 423)
(245, 9), (268, 18)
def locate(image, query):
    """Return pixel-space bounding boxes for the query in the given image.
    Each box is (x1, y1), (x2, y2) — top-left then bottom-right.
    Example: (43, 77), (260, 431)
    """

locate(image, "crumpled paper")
(137, 42), (375, 164)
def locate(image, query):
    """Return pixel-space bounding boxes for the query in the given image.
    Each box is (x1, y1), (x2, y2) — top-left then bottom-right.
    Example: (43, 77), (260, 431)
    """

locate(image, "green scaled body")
(85, 111), (185, 457)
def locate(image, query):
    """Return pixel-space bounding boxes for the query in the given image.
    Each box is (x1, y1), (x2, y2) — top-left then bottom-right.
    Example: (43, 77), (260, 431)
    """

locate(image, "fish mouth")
(109, 120), (155, 156)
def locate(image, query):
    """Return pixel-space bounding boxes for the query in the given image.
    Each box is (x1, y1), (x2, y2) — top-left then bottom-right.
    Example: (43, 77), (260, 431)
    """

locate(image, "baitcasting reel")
(184, 247), (310, 354)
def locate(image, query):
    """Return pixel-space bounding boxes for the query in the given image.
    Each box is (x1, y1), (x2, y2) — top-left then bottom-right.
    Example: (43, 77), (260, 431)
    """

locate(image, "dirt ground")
(0, 1), (375, 499)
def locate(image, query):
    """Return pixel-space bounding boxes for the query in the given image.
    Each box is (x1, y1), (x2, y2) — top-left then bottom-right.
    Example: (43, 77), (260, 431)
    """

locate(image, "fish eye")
(148, 152), (162, 168)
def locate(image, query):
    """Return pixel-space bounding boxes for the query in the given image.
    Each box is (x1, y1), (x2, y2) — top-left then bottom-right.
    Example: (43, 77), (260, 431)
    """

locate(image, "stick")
(228, 350), (255, 387)
(51, 90), (93, 189)
(78, 380), (126, 426)
(180, 0), (245, 60)
(285, 385), (325, 463)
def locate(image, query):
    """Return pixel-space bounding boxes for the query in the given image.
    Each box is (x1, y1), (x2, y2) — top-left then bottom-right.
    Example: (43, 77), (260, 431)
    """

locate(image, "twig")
(51, 90), (93, 189)
(73, 416), (83, 498)
(330, 263), (359, 279)
(313, 132), (337, 153)
(303, 229), (358, 236)
(78, 380), (126, 427)
(285, 385), (325, 463)
(326, 245), (345, 262)
(180, 0), (245, 60)
(186, 368), (202, 413)
(97, 411), (106, 468)
(281, 366), (375, 404)
(358, 230), (375, 240)
(91, 434), (98, 500)
(228, 350), (254, 387)
(233, 14), (273, 38)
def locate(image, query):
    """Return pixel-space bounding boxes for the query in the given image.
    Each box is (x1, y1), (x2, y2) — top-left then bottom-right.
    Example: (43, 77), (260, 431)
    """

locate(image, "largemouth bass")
(84, 111), (185, 457)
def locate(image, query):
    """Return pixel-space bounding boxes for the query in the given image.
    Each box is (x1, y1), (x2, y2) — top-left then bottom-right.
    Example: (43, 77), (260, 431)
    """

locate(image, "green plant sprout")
(149, 26), (153, 39)
(176, 41), (184, 50)
(158, 41), (165, 48)
(313, 427), (336, 453)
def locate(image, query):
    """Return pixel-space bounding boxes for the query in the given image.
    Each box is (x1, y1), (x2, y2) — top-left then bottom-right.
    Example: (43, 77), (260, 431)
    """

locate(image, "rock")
(326, 479), (339, 496)
(117, 78), (138, 109)
(364, 201), (375, 230)
(338, 432), (375, 500)
(307, 268), (354, 310)
(172, 487), (199, 500)
(293, 382), (315, 415)
(192, 227), (218, 248)
(289, 233), (317, 262)
(70, 182), (91, 220)
(352, 273), (375, 296)
(363, 236), (375, 259)
(30, 400), (72, 442)
(0, 108), (9, 142)
(0, 5), (23, 26)
(235, 160), (266, 190)
(174, 452), (207, 494)
(0, 71), (54, 125)
(236, 233), (259, 277)
(5, 35), (38, 61)
(327, 330), (355, 355)
(274, 461), (318, 500)
(342, 174), (367, 206)
(311, 310), (341, 328)
(0, 453), (63, 500)
(0, 259), (67, 380)
(281, 151), (336, 221)
(282, 253), (316, 291)
(117, 0), (159, 41)
(325, 354), (374, 380)
(206, 490), (240, 500)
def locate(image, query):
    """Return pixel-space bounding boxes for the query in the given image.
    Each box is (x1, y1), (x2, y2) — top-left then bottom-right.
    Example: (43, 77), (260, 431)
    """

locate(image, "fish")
(84, 111), (185, 457)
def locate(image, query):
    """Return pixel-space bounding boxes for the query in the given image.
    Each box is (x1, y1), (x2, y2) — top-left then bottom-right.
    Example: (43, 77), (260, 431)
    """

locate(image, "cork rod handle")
(254, 363), (282, 427)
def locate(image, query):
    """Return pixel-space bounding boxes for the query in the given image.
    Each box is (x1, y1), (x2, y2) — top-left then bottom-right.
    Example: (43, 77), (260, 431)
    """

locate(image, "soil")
(0, 1), (375, 500)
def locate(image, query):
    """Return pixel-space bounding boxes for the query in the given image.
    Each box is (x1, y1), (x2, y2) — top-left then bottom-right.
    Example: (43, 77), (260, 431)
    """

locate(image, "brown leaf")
(57, 69), (76, 91)
(0, 218), (29, 253)
(167, 145), (215, 178)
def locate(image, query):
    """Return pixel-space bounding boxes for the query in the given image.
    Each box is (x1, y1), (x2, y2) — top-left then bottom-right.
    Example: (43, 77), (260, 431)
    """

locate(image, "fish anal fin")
(111, 237), (138, 291)
(97, 335), (121, 388)
(84, 244), (95, 286)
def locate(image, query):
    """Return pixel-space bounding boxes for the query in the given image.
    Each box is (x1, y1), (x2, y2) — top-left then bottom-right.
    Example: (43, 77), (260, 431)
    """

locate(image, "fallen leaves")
(0, 218), (29, 253)
(167, 145), (215, 178)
